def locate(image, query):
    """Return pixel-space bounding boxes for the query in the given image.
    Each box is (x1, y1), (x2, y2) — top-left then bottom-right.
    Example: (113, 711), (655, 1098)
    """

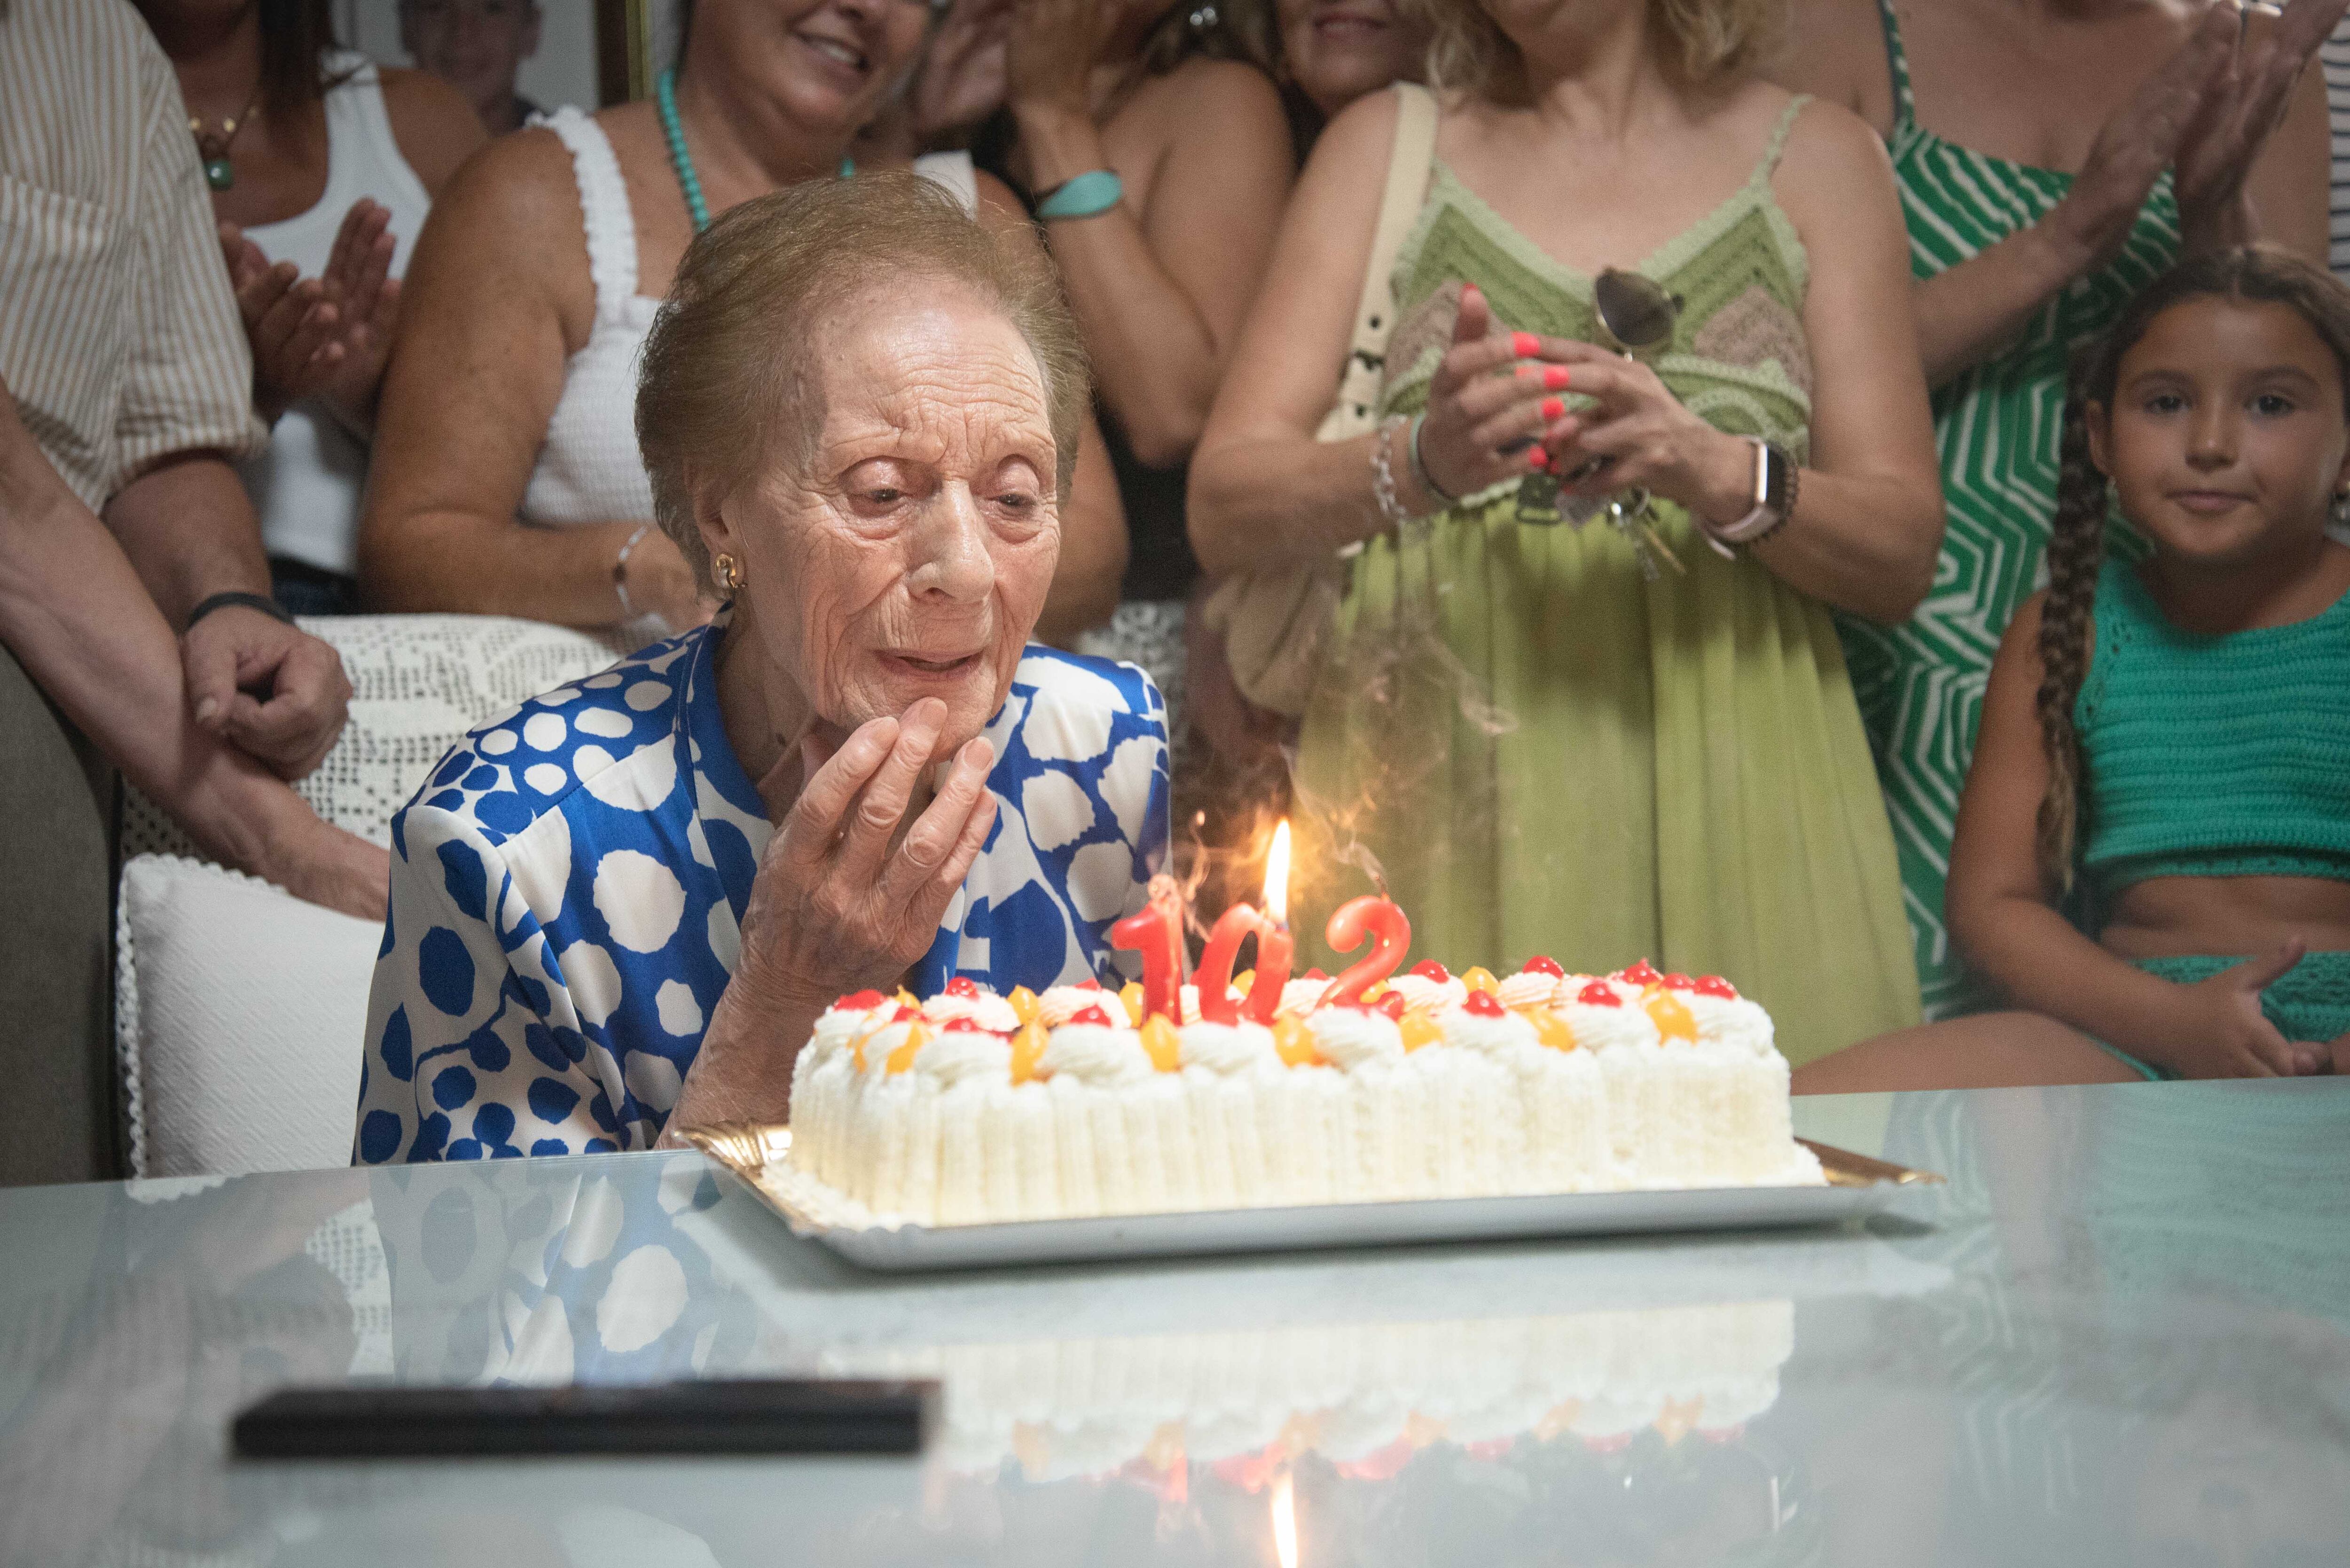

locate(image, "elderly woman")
(358, 0), (1127, 647)
(354, 175), (1169, 1163)
(1188, 0), (1944, 1064)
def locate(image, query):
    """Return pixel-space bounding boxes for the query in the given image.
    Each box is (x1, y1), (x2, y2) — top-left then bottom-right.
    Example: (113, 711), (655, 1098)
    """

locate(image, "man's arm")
(102, 451), (352, 779)
(1, 383), (386, 919)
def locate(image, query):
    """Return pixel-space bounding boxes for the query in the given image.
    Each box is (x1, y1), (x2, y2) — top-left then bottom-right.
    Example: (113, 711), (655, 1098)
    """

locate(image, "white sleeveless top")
(521, 108), (981, 530)
(238, 54), (433, 577)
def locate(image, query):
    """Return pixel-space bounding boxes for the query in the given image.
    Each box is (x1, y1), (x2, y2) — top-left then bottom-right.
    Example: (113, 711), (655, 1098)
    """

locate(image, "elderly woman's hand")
(731, 698), (1000, 1014)
(1529, 340), (1760, 530)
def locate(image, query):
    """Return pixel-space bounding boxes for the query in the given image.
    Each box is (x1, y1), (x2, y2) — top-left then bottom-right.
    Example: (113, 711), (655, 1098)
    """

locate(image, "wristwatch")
(1702, 439), (1798, 558)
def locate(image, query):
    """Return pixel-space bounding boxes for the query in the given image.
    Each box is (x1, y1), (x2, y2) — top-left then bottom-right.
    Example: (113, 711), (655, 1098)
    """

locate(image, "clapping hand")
(912, 0), (1014, 141)
(219, 198), (401, 431)
(2165, 940), (2330, 1078)
(2172, 0), (2350, 250)
(731, 698), (1000, 1012)
(1409, 284), (1576, 503)
(1005, 0), (1114, 122)
(2045, 3), (2239, 274)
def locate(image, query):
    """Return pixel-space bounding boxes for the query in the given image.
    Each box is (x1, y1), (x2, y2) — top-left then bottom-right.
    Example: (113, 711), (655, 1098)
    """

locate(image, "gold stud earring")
(713, 553), (742, 594)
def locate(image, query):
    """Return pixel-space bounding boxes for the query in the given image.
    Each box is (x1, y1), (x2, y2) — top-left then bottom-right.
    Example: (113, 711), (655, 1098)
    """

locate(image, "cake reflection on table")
(818, 1298), (1793, 1483)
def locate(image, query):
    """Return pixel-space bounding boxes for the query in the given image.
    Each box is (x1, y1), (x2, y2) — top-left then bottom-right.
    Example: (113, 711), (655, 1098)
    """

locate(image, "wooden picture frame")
(595, 0), (657, 106)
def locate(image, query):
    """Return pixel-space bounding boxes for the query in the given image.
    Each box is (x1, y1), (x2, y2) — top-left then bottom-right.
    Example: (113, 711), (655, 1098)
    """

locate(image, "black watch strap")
(185, 590), (294, 633)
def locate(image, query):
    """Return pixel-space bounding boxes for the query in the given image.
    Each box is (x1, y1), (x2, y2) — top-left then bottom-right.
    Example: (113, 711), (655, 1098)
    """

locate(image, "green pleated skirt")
(1292, 496), (1921, 1066)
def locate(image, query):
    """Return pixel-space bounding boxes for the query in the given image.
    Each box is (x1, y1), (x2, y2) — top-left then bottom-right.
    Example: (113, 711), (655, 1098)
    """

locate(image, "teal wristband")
(1034, 170), (1123, 221)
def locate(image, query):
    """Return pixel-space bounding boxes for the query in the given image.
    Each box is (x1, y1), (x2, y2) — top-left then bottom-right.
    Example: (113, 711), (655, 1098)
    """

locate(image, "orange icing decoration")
(1462, 966), (1499, 995)
(1363, 978), (1391, 1001)
(1272, 1014), (1322, 1067)
(1534, 1399), (1584, 1442)
(1118, 981), (1147, 1026)
(1231, 968), (1254, 993)
(1007, 985), (1041, 1026)
(1138, 1014), (1181, 1072)
(1009, 1021), (1049, 1084)
(1654, 1396), (1704, 1447)
(1528, 1008), (1578, 1053)
(893, 987), (917, 1009)
(884, 1022), (930, 1074)
(1644, 988), (1698, 1043)
(1398, 1010), (1443, 1052)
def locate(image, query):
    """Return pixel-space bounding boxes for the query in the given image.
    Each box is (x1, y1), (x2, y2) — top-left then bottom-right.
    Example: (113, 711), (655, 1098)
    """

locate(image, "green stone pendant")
(204, 157), (235, 192)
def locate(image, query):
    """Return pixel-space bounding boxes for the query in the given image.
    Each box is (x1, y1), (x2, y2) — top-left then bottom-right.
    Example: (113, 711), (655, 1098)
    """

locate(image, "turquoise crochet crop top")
(2076, 560), (2350, 904)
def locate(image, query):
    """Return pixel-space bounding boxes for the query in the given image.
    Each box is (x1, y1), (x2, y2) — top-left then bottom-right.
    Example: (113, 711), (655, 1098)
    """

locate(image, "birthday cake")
(786, 898), (1822, 1226)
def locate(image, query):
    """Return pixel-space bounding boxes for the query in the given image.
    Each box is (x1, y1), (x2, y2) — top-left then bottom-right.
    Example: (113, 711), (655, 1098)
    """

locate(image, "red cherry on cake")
(1694, 975), (1739, 999)
(942, 1016), (987, 1033)
(1618, 960), (1662, 985)
(1303, 967), (1329, 981)
(1660, 972), (1696, 991)
(1074, 976), (1103, 991)
(890, 1004), (919, 1022)
(1377, 990), (1408, 1020)
(1068, 1004), (1114, 1026)
(1522, 956), (1564, 978)
(944, 976), (980, 999)
(836, 989), (885, 1011)
(1409, 960), (1451, 983)
(1462, 990), (1506, 1018)
(1577, 981), (1623, 1007)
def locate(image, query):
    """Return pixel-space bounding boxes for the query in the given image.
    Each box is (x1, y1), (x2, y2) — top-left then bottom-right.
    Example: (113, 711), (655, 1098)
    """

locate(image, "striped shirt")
(2327, 15), (2350, 281)
(0, 0), (264, 512)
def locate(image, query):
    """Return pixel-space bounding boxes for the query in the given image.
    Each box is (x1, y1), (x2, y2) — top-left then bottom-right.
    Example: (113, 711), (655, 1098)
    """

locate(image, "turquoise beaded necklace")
(657, 68), (853, 234)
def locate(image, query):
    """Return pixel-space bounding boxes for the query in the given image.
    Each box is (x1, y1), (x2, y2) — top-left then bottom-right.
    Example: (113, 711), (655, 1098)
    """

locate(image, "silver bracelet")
(612, 521), (655, 621)
(1370, 415), (1415, 530)
(1407, 412), (1459, 506)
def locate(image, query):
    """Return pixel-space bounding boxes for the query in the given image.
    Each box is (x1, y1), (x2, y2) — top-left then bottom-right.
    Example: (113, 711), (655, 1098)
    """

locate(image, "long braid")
(2028, 244), (2350, 892)
(2033, 361), (2111, 892)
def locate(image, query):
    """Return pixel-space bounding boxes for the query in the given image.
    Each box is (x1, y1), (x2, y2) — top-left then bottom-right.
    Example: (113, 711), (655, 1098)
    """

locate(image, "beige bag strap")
(1316, 82), (1439, 444)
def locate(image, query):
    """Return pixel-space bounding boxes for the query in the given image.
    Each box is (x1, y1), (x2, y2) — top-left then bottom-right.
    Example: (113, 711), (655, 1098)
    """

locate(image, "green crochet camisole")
(2078, 559), (2350, 904)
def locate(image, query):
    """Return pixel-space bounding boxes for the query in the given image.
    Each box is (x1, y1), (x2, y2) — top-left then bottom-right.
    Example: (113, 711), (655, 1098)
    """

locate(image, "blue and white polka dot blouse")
(355, 612), (1169, 1164)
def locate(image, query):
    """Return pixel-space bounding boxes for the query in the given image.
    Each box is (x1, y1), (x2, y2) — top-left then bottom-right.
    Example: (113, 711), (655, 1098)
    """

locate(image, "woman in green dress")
(1771, 0), (2336, 1017)
(1190, 0), (1944, 1064)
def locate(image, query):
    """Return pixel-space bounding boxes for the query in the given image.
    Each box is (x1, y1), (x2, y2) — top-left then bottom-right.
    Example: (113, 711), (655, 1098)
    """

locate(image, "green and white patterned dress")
(1836, 0), (2179, 1017)
(1293, 96), (1922, 1066)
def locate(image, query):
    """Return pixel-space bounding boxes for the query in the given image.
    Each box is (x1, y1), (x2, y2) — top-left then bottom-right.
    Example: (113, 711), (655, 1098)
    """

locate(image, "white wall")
(333, 0), (600, 114)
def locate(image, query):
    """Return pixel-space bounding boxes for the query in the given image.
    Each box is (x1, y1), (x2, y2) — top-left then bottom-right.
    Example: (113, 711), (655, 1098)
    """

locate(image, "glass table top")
(0, 1079), (2343, 1566)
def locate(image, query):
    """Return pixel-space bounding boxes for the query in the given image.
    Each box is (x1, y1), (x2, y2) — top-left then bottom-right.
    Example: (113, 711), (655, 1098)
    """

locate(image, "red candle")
(1111, 903), (1182, 1022)
(1322, 897), (1411, 1008)
(1196, 905), (1296, 1025)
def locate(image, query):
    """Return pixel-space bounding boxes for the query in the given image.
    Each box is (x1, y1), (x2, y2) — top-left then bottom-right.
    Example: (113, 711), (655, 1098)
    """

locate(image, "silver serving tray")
(685, 1126), (1943, 1274)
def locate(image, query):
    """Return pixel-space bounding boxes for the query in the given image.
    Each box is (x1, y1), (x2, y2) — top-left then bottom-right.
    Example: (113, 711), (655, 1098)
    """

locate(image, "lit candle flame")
(1271, 1470), (1299, 1568)
(1263, 820), (1292, 928)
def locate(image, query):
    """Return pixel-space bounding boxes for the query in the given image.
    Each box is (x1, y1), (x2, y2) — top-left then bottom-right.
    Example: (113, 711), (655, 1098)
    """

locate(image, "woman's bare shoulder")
(1766, 91), (1902, 228)
(376, 65), (490, 194)
(1131, 55), (1288, 142)
(424, 125), (588, 256)
(403, 123), (595, 339)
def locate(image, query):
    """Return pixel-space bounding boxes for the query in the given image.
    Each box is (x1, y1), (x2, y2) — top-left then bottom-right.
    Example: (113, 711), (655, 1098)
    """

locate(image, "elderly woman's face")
(696, 0), (932, 134)
(716, 289), (1060, 758)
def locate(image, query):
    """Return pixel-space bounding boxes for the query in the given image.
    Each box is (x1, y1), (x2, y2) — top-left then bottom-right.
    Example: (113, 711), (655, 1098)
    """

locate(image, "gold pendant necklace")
(190, 89), (262, 193)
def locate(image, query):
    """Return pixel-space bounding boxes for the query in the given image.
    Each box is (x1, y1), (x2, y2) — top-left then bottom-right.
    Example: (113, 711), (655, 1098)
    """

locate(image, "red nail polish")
(1540, 397), (1565, 421)
(1512, 331), (1541, 358)
(1543, 366), (1571, 391)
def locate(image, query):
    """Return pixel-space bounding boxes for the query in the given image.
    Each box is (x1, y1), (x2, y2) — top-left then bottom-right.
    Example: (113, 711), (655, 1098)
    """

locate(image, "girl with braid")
(1800, 247), (2350, 1092)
